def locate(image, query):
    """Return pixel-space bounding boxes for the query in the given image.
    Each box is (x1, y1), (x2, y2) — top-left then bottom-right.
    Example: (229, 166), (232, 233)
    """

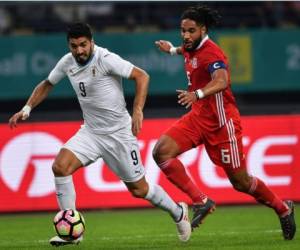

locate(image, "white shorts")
(63, 125), (145, 183)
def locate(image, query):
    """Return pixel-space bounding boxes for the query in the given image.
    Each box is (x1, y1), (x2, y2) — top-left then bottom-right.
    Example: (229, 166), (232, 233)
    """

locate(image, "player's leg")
(101, 127), (191, 241)
(153, 135), (207, 204)
(212, 119), (289, 216)
(50, 149), (83, 246)
(225, 167), (296, 240)
(124, 177), (191, 242)
(153, 115), (215, 229)
(53, 126), (100, 210)
(207, 119), (295, 240)
(224, 167), (288, 215)
(52, 148), (82, 210)
(125, 177), (182, 221)
(152, 114), (209, 206)
(50, 127), (101, 246)
(153, 134), (215, 229)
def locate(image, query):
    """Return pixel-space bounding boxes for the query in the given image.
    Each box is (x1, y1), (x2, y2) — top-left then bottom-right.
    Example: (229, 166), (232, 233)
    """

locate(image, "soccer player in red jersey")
(154, 5), (296, 240)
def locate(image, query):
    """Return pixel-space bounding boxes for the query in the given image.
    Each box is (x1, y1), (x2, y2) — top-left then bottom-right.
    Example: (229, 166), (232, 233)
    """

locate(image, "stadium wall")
(0, 114), (299, 212)
(1, 29), (300, 100)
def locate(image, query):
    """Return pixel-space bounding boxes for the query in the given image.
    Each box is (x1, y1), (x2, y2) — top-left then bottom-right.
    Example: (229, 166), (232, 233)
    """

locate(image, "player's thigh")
(53, 148), (83, 175)
(205, 136), (246, 172)
(153, 134), (182, 161)
(100, 127), (145, 183)
(158, 112), (202, 156)
(62, 126), (101, 168)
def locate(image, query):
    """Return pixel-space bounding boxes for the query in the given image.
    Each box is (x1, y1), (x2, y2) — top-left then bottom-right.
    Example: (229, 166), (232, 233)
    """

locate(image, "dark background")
(1, 1), (300, 122)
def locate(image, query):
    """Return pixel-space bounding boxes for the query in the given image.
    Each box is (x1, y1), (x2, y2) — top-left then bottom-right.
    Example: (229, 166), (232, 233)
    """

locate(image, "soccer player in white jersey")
(9, 23), (191, 245)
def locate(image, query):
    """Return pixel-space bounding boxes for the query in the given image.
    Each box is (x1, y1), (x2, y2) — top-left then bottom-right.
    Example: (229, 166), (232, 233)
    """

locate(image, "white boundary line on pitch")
(0, 229), (282, 245)
(28, 229), (282, 243)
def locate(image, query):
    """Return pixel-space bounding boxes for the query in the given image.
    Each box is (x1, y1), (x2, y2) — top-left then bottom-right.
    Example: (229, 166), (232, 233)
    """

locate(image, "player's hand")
(8, 110), (29, 129)
(176, 89), (197, 109)
(155, 40), (173, 53)
(132, 109), (143, 136)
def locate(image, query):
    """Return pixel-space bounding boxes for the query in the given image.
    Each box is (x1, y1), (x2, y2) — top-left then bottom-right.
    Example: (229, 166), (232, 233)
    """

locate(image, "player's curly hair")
(67, 22), (92, 41)
(181, 5), (221, 31)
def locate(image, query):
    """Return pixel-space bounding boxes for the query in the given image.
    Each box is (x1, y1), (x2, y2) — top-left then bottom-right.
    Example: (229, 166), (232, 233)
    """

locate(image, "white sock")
(54, 176), (76, 210)
(145, 183), (182, 221)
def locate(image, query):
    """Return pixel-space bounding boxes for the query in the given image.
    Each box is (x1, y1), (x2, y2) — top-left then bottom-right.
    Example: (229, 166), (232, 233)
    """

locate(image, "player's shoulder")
(55, 52), (74, 69)
(60, 52), (73, 64)
(203, 39), (223, 54)
(93, 45), (119, 72)
(94, 45), (115, 60)
(200, 39), (226, 62)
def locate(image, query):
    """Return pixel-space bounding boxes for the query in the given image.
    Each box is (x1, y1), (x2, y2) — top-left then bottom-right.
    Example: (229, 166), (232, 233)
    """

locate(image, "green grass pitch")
(1, 204), (299, 249)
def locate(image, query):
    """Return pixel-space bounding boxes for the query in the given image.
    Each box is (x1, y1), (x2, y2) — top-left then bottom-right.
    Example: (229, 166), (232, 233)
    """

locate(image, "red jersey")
(165, 37), (245, 170)
(182, 37), (241, 131)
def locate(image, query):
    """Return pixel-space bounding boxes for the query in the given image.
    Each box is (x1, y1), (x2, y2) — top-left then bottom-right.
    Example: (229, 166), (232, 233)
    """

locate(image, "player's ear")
(200, 25), (207, 36)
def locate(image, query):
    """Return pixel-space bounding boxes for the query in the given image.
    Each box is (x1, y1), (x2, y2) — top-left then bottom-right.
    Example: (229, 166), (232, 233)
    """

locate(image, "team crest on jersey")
(92, 67), (96, 77)
(190, 58), (198, 68)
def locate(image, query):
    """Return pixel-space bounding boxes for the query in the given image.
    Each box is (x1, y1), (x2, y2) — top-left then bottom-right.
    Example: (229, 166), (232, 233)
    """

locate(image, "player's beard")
(75, 47), (93, 65)
(184, 36), (202, 52)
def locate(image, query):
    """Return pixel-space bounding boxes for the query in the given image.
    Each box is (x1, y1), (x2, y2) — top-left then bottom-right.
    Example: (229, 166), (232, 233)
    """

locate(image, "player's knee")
(152, 143), (171, 164)
(52, 162), (72, 177)
(129, 187), (148, 198)
(231, 179), (250, 193)
(152, 144), (162, 163)
(232, 182), (246, 192)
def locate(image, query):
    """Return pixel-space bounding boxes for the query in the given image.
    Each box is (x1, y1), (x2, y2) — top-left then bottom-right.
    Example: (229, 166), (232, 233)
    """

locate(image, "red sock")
(159, 158), (207, 204)
(249, 177), (289, 217)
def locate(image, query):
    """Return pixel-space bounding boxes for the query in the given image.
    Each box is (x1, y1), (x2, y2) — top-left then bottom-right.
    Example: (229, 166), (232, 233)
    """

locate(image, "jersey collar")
(195, 35), (209, 50)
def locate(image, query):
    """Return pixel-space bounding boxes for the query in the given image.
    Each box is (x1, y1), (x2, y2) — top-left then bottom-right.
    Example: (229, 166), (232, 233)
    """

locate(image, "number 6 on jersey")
(221, 148), (230, 164)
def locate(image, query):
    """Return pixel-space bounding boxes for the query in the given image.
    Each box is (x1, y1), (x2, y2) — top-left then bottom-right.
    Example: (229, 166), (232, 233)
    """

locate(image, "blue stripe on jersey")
(208, 61), (227, 74)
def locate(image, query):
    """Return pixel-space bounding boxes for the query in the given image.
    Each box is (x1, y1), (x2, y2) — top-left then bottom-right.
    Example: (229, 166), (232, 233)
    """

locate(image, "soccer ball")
(53, 209), (85, 240)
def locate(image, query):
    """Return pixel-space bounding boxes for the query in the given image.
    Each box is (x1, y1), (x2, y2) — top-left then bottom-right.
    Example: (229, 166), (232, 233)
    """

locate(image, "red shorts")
(165, 111), (246, 172)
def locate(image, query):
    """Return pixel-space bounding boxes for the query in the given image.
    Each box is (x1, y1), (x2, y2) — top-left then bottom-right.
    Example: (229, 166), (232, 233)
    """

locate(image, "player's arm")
(197, 68), (228, 97)
(155, 40), (182, 55)
(8, 79), (54, 128)
(177, 68), (228, 109)
(128, 66), (149, 136)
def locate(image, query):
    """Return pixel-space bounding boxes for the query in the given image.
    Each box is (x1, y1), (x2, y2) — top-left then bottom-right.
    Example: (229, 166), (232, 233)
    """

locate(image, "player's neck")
(195, 35), (209, 51)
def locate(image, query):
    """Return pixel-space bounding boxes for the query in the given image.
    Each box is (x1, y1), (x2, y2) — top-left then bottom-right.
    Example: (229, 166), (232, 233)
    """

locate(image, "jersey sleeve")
(47, 55), (68, 85)
(101, 52), (134, 79)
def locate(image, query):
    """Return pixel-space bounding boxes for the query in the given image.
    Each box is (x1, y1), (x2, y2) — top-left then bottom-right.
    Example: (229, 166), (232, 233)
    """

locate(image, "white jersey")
(48, 45), (134, 134)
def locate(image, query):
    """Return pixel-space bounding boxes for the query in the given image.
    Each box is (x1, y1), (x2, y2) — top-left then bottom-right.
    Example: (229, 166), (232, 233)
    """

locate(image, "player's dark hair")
(67, 22), (92, 41)
(181, 5), (221, 31)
